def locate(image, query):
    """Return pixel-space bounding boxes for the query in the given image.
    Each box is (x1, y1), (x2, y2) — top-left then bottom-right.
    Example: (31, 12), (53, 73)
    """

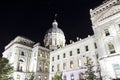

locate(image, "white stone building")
(2, 0), (120, 80)
(2, 36), (50, 80)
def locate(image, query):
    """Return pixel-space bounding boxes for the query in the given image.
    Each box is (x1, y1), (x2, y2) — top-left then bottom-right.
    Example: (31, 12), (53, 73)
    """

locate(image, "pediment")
(92, 5), (120, 24)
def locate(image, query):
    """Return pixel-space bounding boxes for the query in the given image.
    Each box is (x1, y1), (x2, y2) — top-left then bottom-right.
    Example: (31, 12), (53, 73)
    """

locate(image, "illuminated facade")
(2, 0), (120, 80)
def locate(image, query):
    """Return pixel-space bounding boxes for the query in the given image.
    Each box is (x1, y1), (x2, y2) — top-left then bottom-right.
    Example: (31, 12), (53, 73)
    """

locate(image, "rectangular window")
(63, 63), (66, 70)
(52, 66), (54, 72)
(63, 53), (66, 58)
(57, 64), (60, 71)
(70, 61), (74, 69)
(52, 57), (54, 61)
(104, 29), (110, 36)
(85, 45), (89, 51)
(57, 55), (60, 60)
(113, 64), (120, 78)
(94, 43), (97, 49)
(77, 48), (80, 54)
(70, 51), (72, 56)
(78, 59), (81, 67)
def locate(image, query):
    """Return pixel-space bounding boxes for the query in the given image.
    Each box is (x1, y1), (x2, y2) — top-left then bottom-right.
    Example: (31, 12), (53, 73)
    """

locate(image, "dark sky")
(0, 0), (104, 57)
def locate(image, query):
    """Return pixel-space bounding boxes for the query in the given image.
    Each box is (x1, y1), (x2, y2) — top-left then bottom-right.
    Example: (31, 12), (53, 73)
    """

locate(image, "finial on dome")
(55, 13), (57, 20)
(52, 13), (58, 28)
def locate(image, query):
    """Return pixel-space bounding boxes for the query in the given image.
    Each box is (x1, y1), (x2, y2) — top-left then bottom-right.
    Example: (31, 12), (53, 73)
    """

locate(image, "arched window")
(104, 29), (110, 36)
(108, 42), (115, 54)
(71, 74), (74, 80)
(18, 59), (24, 71)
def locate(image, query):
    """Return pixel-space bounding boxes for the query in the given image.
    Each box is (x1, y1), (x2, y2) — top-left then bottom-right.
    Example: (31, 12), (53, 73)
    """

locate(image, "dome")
(44, 20), (66, 50)
(46, 20), (64, 35)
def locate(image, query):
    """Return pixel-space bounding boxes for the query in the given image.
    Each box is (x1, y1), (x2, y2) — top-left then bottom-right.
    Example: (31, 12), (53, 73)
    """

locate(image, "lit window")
(108, 42), (115, 54)
(78, 59), (81, 67)
(104, 29), (110, 36)
(57, 64), (60, 71)
(38, 75), (41, 80)
(63, 63), (66, 70)
(70, 51), (72, 56)
(44, 64), (48, 72)
(71, 74), (74, 80)
(77, 48), (80, 54)
(85, 45), (89, 51)
(57, 55), (60, 60)
(52, 57), (54, 61)
(63, 53), (66, 58)
(70, 61), (74, 69)
(44, 76), (47, 80)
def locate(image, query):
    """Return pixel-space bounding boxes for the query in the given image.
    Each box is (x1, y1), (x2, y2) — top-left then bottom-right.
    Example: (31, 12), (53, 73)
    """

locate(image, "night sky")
(0, 0), (104, 57)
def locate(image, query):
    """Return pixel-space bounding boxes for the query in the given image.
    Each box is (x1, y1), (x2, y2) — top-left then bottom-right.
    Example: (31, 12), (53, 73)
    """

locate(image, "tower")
(44, 18), (66, 51)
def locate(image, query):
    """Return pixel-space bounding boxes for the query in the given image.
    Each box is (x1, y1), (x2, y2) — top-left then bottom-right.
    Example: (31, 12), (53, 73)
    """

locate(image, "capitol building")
(2, 0), (120, 80)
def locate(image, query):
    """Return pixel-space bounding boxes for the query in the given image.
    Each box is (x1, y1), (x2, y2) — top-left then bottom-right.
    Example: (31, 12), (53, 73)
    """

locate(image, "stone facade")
(2, 0), (120, 80)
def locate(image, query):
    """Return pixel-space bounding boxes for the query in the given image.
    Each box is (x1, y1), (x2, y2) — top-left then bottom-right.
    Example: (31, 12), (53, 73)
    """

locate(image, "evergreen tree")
(0, 57), (13, 80)
(84, 57), (97, 80)
(54, 72), (62, 80)
(29, 73), (34, 80)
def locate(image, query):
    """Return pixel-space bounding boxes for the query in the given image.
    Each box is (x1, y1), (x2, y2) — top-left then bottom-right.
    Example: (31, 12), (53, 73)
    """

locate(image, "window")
(113, 64), (120, 78)
(52, 57), (54, 61)
(57, 55), (60, 60)
(108, 42), (115, 54)
(16, 75), (20, 80)
(63, 75), (67, 80)
(94, 43), (97, 49)
(70, 51), (72, 56)
(78, 59), (81, 67)
(70, 61), (74, 69)
(63, 63), (66, 70)
(38, 75), (41, 80)
(77, 48), (80, 54)
(71, 74), (74, 80)
(63, 53), (66, 58)
(52, 65), (54, 72)
(104, 29), (110, 36)
(21, 51), (25, 56)
(85, 45), (89, 51)
(44, 63), (48, 72)
(44, 76), (47, 80)
(57, 64), (60, 71)
(52, 77), (54, 80)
